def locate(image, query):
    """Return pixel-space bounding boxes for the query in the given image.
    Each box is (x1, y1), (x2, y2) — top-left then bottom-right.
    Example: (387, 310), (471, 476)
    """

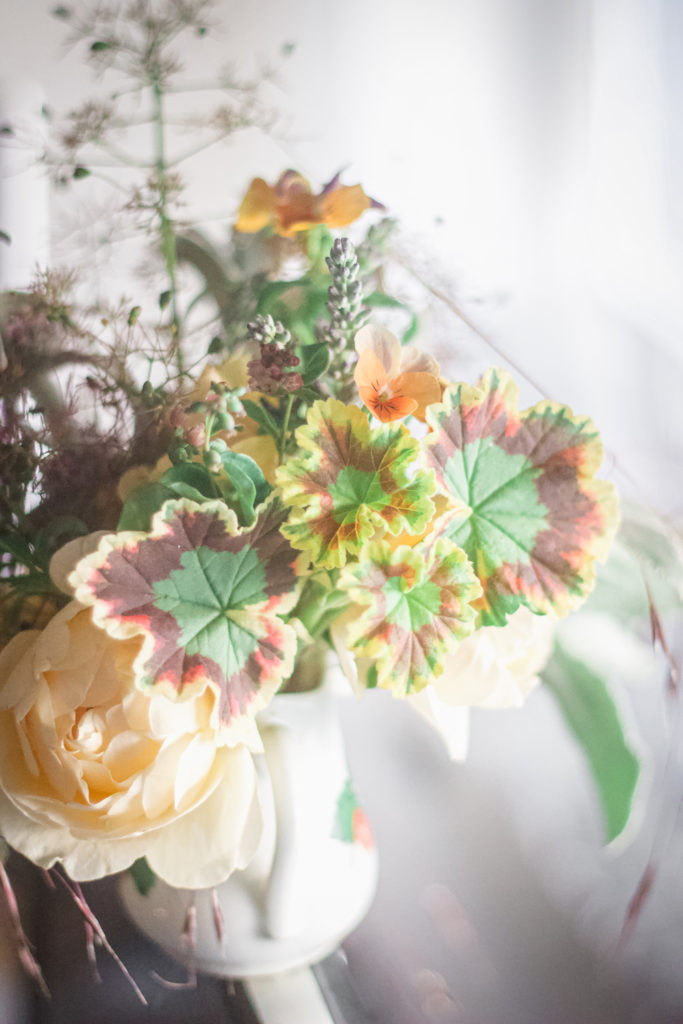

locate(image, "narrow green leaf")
(543, 644), (639, 843)
(130, 858), (156, 896)
(0, 534), (35, 564)
(8, 574), (60, 595)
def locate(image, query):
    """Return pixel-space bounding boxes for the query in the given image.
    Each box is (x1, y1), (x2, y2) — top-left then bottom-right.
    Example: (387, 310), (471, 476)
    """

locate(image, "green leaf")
(242, 398), (279, 436)
(222, 451), (271, 507)
(73, 166), (90, 180)
(294, 386), (321, 404)
(130, 858), (156, 896)
(90, 40), (111, 52)
(118, 482), (174, 531)
(161, 463), (215, 499)
(255, 278), (305, 312)
(8, 573), (60, 595)
(425, 368), (619, 624)
(340, 538), (481, 695)
(217, 463), (255, 525)
(127, 305), (141, 326)
(296, 343), (331, 386)
(543, 644), (639, 843)
(0, 533), (36, 565)
(307, 225), (334, 267)
(0, 230), (11, 245)
(71, 498), (299, 738)
(159, 290), (172, 310)
(217, 451), (271, 526)
(33, 516), (88, 561)
(276, 399), (436, 569)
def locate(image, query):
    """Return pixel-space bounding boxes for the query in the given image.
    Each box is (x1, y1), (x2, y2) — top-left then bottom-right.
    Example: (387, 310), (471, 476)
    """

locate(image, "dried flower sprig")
(48, 0), (277, 362)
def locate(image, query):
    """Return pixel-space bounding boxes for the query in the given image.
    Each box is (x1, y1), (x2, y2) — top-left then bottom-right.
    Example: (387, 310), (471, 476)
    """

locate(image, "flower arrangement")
(0, 0), (649, 998)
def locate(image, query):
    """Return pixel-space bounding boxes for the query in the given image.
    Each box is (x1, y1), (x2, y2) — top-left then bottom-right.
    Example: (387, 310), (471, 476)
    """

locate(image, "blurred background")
(0, 1), (682, 1021)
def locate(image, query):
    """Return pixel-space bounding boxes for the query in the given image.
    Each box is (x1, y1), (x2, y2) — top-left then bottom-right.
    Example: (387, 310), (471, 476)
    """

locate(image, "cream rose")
(334, 607), (555, 759)
(0, 602), (262, 888)
(422, 606), (556, 710)
(406, 607), (556, 757)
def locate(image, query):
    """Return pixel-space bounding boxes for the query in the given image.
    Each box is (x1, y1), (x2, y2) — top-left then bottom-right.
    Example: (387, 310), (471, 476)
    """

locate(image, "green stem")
(278, 393), (295, 458)
(151, 77), (182, 373)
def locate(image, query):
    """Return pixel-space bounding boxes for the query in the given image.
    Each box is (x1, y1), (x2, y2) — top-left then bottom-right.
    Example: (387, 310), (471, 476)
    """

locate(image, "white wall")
(1, 0), (681, 512)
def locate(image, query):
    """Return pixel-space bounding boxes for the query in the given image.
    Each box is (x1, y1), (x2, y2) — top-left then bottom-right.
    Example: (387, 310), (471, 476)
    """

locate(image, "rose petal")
(145, 745), (262, 889)
(406, 688), (471, 761)
(49, 534), (110, 596)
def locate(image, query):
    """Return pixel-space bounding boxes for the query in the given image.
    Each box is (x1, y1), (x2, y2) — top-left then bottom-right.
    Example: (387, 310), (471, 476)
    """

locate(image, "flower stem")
(151, 77), (182, 373)
(278, 393), (295, 458)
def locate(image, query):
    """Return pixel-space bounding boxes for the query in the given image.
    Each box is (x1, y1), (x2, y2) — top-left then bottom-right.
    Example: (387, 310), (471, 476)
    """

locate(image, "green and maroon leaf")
(275, 399), (436, 569)
(425, 368), (619, 625)
(69, 497), (299, 739)
(340, 538), (481, 696)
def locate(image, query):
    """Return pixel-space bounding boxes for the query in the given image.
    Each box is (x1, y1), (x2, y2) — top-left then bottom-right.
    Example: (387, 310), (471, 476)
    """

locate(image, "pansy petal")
(234, 178), (276, 233)
(399, 345), (440, 377)
(275, 193), (320, 236)
(390, 371), (442, 420)
(354, 348), (387, 394)
(360, 392), (418, 422)
(274, 170), (312, 197)
(354, 324), (402, 379)
(320, 184), (372, 228)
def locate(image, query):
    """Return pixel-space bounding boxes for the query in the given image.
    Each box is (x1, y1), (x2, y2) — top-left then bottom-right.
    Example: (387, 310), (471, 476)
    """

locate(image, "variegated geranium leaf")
(340, 539), (481, 696)
(275, 399), (435, 569)
(69, 497), (299, 741)
(425, 368), (619, 625)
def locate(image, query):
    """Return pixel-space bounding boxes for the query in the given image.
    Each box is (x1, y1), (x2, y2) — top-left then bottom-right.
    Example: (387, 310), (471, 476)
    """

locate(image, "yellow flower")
(0, 601), (262, 887)
(353, 324), (441, 422)
(235, 170), (375, 237)
(118, 350), (280, 499)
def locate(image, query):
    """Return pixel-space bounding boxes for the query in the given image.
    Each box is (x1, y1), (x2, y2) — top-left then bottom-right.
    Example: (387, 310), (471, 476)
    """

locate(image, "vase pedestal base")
(119, 841), (378, 978)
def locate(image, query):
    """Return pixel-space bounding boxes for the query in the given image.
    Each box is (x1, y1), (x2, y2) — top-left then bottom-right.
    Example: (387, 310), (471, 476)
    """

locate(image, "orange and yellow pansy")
(235, 170), (376, 237)
(353, 324), (442, 422)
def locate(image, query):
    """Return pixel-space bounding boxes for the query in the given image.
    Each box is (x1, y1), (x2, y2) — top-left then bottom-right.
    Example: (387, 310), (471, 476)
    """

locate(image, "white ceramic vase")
(119, 656), (378, 978)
